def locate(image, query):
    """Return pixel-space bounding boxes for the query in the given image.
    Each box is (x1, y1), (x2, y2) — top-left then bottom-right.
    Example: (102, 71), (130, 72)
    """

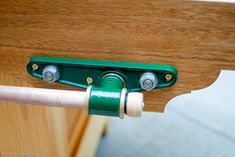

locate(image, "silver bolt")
(42, 65), (60, 83)
(139, 72), (158, 91)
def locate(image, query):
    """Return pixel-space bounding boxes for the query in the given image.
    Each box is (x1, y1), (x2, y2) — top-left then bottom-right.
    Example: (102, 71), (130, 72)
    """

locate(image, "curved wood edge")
(0, 0), (235, 112)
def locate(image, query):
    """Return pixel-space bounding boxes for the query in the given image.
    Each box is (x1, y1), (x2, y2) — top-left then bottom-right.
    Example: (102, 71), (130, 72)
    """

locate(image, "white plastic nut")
(126, 92), (144, 117)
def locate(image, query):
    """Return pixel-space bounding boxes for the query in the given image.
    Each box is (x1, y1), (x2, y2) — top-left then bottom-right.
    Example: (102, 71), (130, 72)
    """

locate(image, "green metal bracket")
(27, 56), (178, 118)
(27, 56), (177, 92)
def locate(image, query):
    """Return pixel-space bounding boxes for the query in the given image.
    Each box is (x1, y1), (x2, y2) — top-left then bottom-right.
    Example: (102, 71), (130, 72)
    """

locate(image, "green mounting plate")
(27, 56), (178, 92)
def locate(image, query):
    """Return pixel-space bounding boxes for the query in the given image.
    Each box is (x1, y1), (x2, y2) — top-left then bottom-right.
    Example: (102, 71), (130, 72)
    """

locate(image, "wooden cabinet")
(0, 72), (109, 157)
(0, 1), (235, 157)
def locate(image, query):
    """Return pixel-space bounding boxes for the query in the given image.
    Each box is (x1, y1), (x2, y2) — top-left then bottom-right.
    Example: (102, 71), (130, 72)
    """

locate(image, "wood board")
(0, 72), (68, 157)
(0, 71), (108, 157)
(0, 0), (235, 112)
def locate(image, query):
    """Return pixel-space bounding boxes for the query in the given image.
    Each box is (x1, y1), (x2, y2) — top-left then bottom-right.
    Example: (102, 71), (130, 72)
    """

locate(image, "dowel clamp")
(27, 56), (178, 118)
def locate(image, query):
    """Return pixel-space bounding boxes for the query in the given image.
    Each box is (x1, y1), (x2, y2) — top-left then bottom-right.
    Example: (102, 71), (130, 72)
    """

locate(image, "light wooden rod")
(0, 86), (86, 108)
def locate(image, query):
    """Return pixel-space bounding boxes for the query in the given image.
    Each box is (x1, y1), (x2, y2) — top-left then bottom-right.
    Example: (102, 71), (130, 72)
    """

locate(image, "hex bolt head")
(42, 65), (60, 83)
(139, 72), (158, 91)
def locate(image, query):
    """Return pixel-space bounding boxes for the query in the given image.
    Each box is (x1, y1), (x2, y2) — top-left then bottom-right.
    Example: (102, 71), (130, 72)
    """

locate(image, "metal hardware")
(88, 74), (126, 118)
(139, 72), (158, 91)
(32, 64), (38, 70)
(42, 65), (60, 83)
(27, 56), (178, 118)
(86, 77), (93, 84)
(165, 74), (173, 81)
(27, 56), (177, 92)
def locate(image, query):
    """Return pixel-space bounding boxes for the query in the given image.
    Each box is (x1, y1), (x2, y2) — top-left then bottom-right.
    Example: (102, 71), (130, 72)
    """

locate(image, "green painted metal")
(88, 74), (124, 117)
(27, 56), (178, 92)
(27, 56), (178, 117)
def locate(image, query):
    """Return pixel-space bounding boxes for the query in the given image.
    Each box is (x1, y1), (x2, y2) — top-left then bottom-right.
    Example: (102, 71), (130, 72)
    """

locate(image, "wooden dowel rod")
(0, 86), (86, 108)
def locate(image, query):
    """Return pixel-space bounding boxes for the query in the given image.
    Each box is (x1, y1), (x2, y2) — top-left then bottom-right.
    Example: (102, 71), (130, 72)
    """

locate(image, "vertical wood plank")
(47, 107), (68, 157)
(0, 72), (68, 157)
(75, 116), (109, 157)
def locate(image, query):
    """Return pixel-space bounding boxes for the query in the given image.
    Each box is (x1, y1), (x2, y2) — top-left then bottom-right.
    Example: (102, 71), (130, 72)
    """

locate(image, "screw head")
(165, 74), (172, 81)
(86, 77), (93, 84)
(139, 72), (158, 91)
(32, 64), (38, 70)
(42, 65), (60, 83)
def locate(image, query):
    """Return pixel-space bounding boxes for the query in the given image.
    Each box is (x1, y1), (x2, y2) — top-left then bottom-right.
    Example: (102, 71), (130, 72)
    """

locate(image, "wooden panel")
(66, 110), (89, 157)
(0, 71), (104, 157)
(0, 72), (68, 157)
(65, 109), (83, 138)
(0, 1), (235, 112)
(75, 116), (109, 157)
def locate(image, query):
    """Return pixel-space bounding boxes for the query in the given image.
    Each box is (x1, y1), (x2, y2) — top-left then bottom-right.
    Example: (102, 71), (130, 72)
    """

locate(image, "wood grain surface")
(0, 72), (67, 157)
(0, 0), (235, 112)
(0, 71), (107, 157)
